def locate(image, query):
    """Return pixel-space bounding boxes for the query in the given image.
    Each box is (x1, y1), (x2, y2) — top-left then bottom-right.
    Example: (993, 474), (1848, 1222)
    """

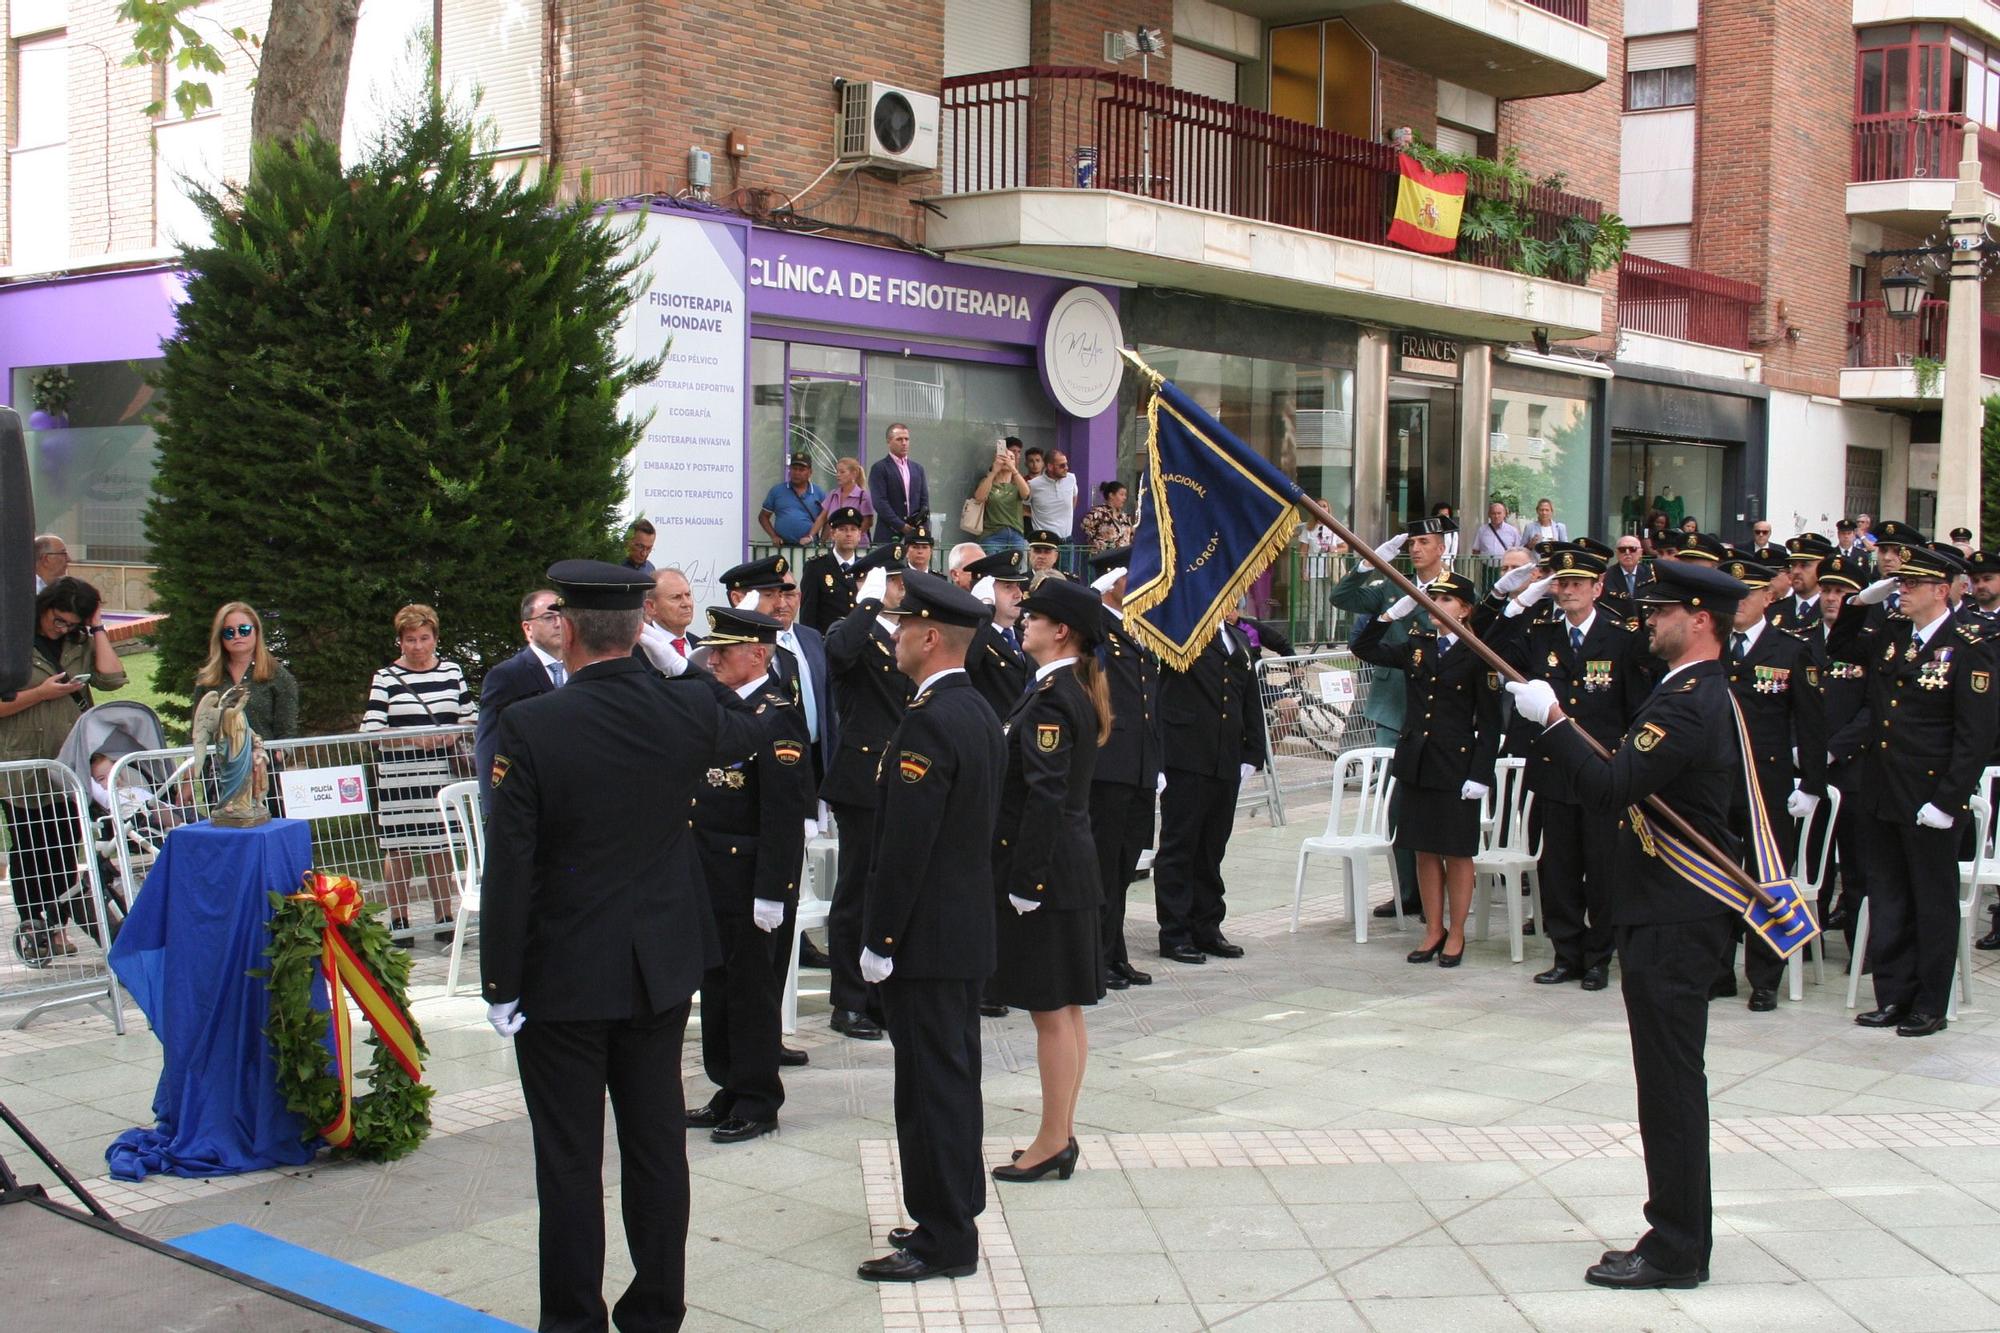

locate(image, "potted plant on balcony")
(1409, 142), (1628, 283)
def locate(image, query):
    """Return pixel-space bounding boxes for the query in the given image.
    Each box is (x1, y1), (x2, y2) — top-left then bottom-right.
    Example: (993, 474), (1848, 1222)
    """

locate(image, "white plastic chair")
(436, 780), (484, 998)
(1781, 783), (1840, 1002)
(782, 832), (839, 1035)
(1472, 757), (1542, 963)
(1847, 787), (1995, 1015)
(1290, 746), (1398, 941)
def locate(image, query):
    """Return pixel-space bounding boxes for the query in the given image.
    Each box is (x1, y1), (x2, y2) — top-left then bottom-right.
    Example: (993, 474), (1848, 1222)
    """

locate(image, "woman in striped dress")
(361, 604), (475, 945)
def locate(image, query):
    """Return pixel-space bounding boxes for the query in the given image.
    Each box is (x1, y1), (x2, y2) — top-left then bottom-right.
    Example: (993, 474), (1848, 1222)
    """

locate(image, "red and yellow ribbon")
(290, 872), (424, 1147)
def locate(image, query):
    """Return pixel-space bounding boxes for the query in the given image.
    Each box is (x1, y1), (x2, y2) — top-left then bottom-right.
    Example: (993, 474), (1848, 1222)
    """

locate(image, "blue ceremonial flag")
(1122, 357), (1308, 671)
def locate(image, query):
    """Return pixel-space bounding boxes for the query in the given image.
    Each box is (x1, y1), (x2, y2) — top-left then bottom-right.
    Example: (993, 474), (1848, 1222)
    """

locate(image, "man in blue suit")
(867, 422), (929, 546)
(475, 587), (566, 807)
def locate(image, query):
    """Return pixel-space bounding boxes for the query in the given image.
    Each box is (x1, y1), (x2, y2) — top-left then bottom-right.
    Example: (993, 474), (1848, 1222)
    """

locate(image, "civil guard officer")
(799, 506), (867, 634)
(682, 605), (815, 1146)
(1812, 555), (1873, 941)
(962, 549), (1032, 717)
(856, 572), (1006, 1284)
(1506, 559), (1752, 1291)
(1828, 540), (1999, 1036)
(481, 559), (791, 1333)
(1769, 533), (1835, 632)
(1087, 545), (1162, 991)
(819, 542), (913, 1041)
(1715, 556), (1827, 1011)
(1489, 543), (1652, 990)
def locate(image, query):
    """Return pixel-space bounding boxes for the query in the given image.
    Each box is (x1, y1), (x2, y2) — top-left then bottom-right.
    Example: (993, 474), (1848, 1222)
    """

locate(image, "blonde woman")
(808, 456), (874, 543)
(191, 603), (300, 740)
(361, 604), (475, 945)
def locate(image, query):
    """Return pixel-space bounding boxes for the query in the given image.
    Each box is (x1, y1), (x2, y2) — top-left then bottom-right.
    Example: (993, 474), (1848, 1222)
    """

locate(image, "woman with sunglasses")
(192, 603), (300, 740)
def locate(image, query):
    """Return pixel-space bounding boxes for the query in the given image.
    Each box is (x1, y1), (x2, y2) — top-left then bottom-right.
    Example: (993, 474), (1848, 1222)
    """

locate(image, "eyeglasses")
(1616, 545), (1641, 553)
(525, 611), (563, 624)
(47, 615), (79, 633)
(220, 625), (256, 641)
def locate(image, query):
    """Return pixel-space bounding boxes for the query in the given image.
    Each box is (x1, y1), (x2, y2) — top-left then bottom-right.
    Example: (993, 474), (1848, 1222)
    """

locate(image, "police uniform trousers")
(881, 977), (986, 1268)
(825, 800), (877, 1016)
(1859, 815), (1962, 1015)
(701, 911), (789, 1123)
(1532, 798), (1617, 971)
(1373, 722), (1422, 913)
(1090, 779), (1155, 972)
(1154, 767), (1240, 951)
(1618, 913), (1732, 1276)
(516, 1001), (693, 1333)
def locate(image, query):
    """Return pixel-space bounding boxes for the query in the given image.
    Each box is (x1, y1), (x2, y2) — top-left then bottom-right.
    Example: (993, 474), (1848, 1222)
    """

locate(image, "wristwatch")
(83, 625), (103, 636)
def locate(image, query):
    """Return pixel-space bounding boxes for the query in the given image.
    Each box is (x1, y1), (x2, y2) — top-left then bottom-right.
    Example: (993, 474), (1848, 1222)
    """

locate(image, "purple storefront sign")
(0, 267), (186, 400)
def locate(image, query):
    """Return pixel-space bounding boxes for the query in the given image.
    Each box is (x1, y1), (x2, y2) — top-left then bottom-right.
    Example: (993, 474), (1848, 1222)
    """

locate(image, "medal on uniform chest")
(1411, 647), (1423, 667)
(1905, 641), (1919, 662)
(705, 766), (747, 789)
(1547, 650), (1560, 669)
(1919, 647), (1953, 689)
(1585, 660), (1612, 692)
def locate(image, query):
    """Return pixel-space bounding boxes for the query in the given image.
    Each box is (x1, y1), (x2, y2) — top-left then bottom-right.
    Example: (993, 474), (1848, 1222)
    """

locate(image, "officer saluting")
(962, 549), (1032, 717)
(1506, 560), (1751, 1291)
(856, 572), (1007, 1283)
(482, 560), (789, 1333)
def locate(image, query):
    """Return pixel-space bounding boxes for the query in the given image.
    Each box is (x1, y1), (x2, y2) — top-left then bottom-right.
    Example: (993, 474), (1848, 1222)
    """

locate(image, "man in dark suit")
(856, 573), (1005, 1284)
(481, 560), (788, 1333)
(799, 507), (867, 634)
(867, 422), (929, 545)
(1154, 617), (1266, 964)
(1088, 547), (1162, 990)
(1601, 535), (1655, 618)
(1812, 558), (1872, 941)
(1508, 559), (1752, 1291)
(475, 587), (565, 808)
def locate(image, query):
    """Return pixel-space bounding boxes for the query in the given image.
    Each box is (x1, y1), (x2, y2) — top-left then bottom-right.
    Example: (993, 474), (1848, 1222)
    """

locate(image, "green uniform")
(1328, 563), (1440, 735)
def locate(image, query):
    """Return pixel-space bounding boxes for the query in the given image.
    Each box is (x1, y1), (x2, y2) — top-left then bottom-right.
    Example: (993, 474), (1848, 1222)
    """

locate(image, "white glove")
(1492, 561), (1540, 598)
(1381, 594), (1418, 622)
(1239, 762), (1258, 781)
(1090, 567), (1123, 595)
(739, 589), (762, 614)
(1855, 577), (1899, 606)
(487, 1001), (525, 1038)
(1371, 533), (1408, 564)
(1917, 802), (1955, 830)
(636, 622), (689, 677)
(1516, 575), (1557, 608)
(1786, 790), (1820, 820)
(1155, 772), (1168, 796)
(804, 817), (821, 840)
(971, 576), (997, 605)
(1460, 780), (1489, 802)
(858, 567), (889, 604)
(1506, 679), (1560, 725)
(1008, 894), (1040, 915)
(752, 898), (785, 932)
(860, 947), (894, 983)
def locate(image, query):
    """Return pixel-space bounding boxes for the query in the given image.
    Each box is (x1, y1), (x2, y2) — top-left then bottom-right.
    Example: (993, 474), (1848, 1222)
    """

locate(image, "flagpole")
(1291, 492), (1782, 912)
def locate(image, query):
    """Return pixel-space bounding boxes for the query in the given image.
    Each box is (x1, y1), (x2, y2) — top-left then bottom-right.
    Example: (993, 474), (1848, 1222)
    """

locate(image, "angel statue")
(190, 682), (271, 827)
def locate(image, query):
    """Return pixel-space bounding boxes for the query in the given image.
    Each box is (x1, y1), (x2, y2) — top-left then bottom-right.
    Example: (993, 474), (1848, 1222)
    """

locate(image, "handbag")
(959, 495), (987, 537)
(385, 666), (477, 780)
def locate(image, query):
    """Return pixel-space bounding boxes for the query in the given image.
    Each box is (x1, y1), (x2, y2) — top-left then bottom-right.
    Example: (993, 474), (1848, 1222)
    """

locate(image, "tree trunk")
(250, 0), (364, 154)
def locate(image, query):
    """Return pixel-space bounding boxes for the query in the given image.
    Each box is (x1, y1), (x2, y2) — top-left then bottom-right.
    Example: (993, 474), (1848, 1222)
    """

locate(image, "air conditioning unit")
(838, 80), (939, 174)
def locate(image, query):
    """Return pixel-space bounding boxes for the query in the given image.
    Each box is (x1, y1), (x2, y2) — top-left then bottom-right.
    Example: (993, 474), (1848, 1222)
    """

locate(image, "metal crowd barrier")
(1243, 650), (1380, 828)
(108, 724), (477, 948)
(0, 759), (130, 1031)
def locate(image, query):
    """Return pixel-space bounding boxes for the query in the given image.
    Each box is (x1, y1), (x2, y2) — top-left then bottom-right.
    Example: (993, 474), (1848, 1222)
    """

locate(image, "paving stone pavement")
(2, 799), (1999, 1332)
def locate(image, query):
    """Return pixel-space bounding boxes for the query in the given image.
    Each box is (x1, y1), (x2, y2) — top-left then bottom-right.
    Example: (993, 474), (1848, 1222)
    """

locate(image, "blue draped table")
(106, 819), (320, 1180)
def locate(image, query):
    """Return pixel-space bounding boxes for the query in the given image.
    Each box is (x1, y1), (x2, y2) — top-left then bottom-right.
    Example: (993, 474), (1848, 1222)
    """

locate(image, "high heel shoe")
(1406, 938), (1446, 964)
(993, 1139), (1078, 1183)
(1438, 941), (1465, 968)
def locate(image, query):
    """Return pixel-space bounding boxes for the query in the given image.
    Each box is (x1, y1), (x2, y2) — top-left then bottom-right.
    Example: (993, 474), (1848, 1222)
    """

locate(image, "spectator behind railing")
(973, 439), (1031, 555)
(1080, 480), (1135, 554)
(807, 456), (874, 544)
(192, 602), (301, 741)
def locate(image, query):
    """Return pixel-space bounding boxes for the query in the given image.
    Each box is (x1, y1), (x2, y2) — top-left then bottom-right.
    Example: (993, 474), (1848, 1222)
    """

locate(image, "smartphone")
(66, 673), (92, 686)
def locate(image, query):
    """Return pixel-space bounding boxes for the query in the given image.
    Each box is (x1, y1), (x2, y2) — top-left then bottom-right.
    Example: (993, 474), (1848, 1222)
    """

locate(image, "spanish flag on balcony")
(1387, 154), (1466, 256)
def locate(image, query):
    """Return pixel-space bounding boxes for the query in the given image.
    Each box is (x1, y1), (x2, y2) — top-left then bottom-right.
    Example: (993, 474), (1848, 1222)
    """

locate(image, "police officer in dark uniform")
(1810, 556), (1872, 940)
(1862, 520), (1922, 626)
(682, 605), (815, 1145)
(963, 550), (1032, 717)
(1770, 533), (1835, 632)
(856, 573), (1006, 1284)
(1716, 557), (1827, 1010)
(1088, 546), (1162, 990)
(1489, 545), (1652, 990)
(1827, 541), (1999, 1036)
(1507, 560), (1751, 1291)
(799, 506), (867, 634)
(819, 542), (913, 1040)
(482, 560), (788, 1333)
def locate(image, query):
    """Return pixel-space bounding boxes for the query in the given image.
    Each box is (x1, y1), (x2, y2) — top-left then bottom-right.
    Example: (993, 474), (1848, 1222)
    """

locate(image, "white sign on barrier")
(1316, 670), (1356, 705)
(280, 765), (371, 820)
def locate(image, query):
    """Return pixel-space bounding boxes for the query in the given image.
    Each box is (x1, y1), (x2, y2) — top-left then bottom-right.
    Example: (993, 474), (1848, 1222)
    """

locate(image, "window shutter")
(944, 0), (1029, 76)
(1627, 32), (1697, 72)
(1171, 43), (1238, 103)
(1435, 125), (1479, 156)
(440, 0), (542, 153)
(1627, 225), (1693, 266)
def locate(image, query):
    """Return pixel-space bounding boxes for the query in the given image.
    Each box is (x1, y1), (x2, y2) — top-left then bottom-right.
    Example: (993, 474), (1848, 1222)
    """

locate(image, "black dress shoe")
(779, 1045), (809, 1067)
(1406, 938), (1446, 964)
(711, 1117), (777, 1144)
(1371, 901), (1400, 919)
(992, 1140), (1078, 1183)
(1522, 919), (1537, 937)
(1747, 988), (1778, 1013)
(1534, 963), (1581, 985)
(685, 1099), (729, 1130)
(1580, 965), (1609, 992)
(798, 937), (833, 969)
(1584, 1250), (1701, 1290)
(831, 1009), (883, 1040)
(857, 1249), (976, 1282)
(1160, 943), (1206, 964)
(1855, 1003), (1908, 1028)
(1103, 970), (1130, 991)
(1195, 935), (1245, 959)
(978, 1003), (1011, 1018)
(1111, 962), (1152, 986)
(1978, 925), (2000, 951)
(1438, 946), (1464, 969)
(1896, 1011), (1948, 1037)
(1825, 908), (1853, 934)
(1598, 1249), (1708, 1283)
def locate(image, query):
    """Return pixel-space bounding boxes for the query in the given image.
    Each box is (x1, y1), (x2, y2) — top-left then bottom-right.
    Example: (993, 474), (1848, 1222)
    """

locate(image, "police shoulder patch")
(490, 755), (511, 788)
(772, 740), (805, 766)
(1036, 722), (1062, 752)
(898, 751), (932, 783)
(1976, 671), (1992, 694)
(1634, 722), (1668, 752)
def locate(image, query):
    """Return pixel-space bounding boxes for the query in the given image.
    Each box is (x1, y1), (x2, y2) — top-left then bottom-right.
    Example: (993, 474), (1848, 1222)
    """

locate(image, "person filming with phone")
(974, 437), (1032, 556)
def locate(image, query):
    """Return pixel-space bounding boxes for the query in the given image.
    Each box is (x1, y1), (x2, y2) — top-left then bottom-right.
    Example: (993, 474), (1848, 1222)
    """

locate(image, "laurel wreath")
(256, 891), (433, 1160)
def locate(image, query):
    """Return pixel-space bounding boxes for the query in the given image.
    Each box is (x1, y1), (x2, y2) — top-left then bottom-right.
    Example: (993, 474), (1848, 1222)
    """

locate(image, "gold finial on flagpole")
(1118, 346), (1162, 387)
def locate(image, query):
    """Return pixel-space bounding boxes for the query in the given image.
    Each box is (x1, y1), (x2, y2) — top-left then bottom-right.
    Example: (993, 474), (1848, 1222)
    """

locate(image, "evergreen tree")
(146, 99), (657, 733)
(1983, 395), (2000, 544)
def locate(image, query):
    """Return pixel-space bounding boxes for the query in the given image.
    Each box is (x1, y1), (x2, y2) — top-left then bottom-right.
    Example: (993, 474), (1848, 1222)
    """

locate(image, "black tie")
(1731, 631), (1747, 662)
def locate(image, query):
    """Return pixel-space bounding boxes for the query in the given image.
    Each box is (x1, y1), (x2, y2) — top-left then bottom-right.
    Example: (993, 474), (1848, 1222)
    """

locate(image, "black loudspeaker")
(0, 408), (34, 697)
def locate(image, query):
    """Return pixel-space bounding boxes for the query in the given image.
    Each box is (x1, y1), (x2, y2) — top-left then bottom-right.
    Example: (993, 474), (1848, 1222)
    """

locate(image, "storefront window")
(13, 359), (162, 563)
(862, 355), (1057, 538)
(1489, 365), (1595, 541)
(750, 339), (865, 535)
(1612, 436), (1726, 537)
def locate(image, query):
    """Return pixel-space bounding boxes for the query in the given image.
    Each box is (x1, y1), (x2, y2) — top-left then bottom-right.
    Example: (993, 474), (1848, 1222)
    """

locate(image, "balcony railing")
(1522, 0), (1588, 20)
(1846, 298), (2000, 380)
(939, 67), (1604, 281)
(1852, 111), (2000, 195)
(1615, 255), (1761, 351)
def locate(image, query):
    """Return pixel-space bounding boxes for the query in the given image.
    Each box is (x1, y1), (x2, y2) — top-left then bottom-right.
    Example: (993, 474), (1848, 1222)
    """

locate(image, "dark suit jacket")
(994, 668), (1102, 911)
(479, 655), (778, 1020)
(1351, 618), (1502, 793)
(819, 599), (913, 806)
(867, 454), (929, 543)
(966, 620), (1030, 719)
(1159, 625), (1267, 778)
(1094, 612), (1162, 789)
(1489, 605), (1652, 803)
(1724, 622), (1828, 816)
(691, 680), (815, 912)
(474, 647), (558, 807)
(799, 550), (862, 635)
